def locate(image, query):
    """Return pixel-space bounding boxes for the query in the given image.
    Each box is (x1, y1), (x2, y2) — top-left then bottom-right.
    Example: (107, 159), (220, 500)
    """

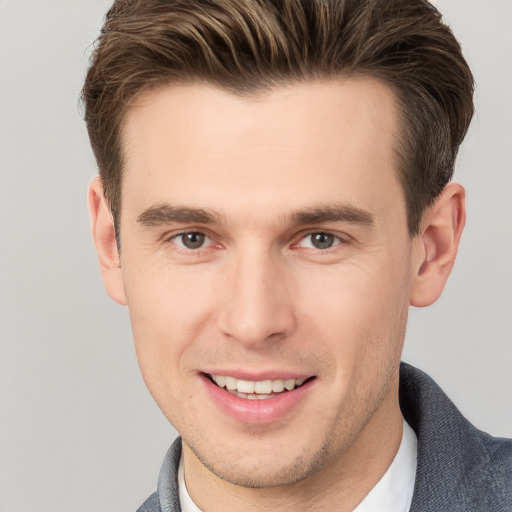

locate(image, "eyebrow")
(136, 203), (374, 228)
(291, 205), (374, 227)
(137, 205), (222, 226)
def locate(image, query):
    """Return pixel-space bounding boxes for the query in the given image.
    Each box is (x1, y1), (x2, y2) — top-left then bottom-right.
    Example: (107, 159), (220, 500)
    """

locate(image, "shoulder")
(136, 491), (161, 512)
(469, 431), (512, 505)
(135, 437), (183, 512)
(400, 362), (512, 512)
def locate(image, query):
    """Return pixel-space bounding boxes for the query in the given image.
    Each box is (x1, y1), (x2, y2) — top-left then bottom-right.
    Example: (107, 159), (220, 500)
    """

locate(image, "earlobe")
(410, 182), (466, 307)
(88, 177), (127, 305)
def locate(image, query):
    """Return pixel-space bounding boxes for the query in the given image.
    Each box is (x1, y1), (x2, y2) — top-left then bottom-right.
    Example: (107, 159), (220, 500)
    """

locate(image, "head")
(83, 0), (474, 239)
(85, 0), (472, 498)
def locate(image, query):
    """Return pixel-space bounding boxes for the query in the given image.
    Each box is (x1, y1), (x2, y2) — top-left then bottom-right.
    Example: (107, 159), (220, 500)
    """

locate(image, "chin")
(186, 434), (334, 489)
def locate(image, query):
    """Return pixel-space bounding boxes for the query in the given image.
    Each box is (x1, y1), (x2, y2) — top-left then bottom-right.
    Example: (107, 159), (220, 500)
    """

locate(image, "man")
(83, 0), (512, 510)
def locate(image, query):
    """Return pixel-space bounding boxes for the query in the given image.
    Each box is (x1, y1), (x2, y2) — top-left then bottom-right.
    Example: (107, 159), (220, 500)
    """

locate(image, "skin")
(89, 77), (465, 511)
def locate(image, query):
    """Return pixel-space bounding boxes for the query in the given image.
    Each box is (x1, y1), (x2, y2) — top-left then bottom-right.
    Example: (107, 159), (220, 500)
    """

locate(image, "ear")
(88, 177), (127, 305)
(410, 182), (466, 307)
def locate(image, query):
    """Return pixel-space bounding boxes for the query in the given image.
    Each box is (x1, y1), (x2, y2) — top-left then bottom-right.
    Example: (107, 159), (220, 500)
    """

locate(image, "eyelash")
(166, 230), (347, 254)
(167, 231), (216, 252)
(294, 231), (344, 251)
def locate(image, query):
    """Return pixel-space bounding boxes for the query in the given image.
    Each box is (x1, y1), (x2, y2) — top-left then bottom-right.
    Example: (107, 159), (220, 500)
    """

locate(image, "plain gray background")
(0, 1), (510, 511)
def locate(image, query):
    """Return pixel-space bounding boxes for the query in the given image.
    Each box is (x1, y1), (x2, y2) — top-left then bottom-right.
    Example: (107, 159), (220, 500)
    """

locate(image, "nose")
(216, 249), (296, 348)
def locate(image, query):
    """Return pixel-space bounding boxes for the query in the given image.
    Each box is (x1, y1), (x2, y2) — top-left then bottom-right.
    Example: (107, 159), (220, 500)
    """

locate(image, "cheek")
(125, 258), (216, 331)
(123, 264), (218, 391)
(297, 259), (410, 357)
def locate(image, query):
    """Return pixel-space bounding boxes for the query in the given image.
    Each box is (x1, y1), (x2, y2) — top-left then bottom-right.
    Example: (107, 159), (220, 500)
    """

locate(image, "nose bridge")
(217, 244), (295, 346)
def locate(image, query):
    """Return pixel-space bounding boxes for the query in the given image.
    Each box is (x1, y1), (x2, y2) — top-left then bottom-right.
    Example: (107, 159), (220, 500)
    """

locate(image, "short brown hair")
(82, 0), (474, 236)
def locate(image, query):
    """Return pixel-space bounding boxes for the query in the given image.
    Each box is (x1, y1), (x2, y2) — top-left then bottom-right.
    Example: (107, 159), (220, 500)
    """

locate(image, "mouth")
(204, 373), (315, 400)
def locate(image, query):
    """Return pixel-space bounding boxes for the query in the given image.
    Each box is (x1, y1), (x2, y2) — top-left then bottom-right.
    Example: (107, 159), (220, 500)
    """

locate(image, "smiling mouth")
(205, 373), (315, 400)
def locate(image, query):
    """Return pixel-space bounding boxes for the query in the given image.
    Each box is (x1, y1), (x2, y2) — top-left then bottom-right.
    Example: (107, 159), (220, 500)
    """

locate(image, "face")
(115, 78), (417, 487)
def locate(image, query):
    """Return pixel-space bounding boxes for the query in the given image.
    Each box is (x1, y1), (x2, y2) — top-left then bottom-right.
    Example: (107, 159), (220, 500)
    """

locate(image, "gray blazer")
(137, 363), (512, 512)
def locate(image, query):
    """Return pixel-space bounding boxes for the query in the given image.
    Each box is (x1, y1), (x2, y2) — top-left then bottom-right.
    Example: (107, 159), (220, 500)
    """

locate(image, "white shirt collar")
(178, 418), (417, 512)
(352, 418), (417, 512)
(178, 453), (203, 512)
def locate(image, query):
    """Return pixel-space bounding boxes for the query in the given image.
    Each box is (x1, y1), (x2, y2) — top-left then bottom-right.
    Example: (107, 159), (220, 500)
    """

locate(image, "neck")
(183, 393), (404, 512)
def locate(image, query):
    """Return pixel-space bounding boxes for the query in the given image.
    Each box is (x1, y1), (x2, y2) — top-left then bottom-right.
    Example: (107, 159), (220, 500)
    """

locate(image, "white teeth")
(284, 379), (296, 391)
(234, 391), (272, 400)
(237, 379), (255, 394)
(213, 375), (226, 388)
(210, 374), (308, 396)
(225, 376), (237, 390)
(272, 379), (285, 392)
(255, 380), (273, 394)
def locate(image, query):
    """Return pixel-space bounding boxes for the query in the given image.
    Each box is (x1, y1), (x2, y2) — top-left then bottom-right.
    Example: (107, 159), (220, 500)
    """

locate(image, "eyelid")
(161, 227), (350, 253)
(165, 228), (222, 252)
(162, 226), (207, 241)
(172, 231), (206, 247)
(299, 231), (340, 248)
(294, 229), (348, 245)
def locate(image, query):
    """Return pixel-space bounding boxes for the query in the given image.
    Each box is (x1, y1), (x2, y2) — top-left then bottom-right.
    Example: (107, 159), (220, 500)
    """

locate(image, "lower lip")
(201, 374), (315, 425)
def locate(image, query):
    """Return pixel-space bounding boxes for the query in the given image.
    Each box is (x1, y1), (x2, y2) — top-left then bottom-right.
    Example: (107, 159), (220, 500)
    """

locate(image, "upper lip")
(200, 370), (314, 381)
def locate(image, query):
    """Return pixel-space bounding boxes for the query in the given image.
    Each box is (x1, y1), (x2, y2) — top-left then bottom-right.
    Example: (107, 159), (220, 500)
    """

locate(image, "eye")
(171, 231), (209, 250)
(298, 232), (341, 250)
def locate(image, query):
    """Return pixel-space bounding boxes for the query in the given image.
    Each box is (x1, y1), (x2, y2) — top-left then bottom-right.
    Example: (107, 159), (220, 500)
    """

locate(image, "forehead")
(120, 78), (404, 227)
